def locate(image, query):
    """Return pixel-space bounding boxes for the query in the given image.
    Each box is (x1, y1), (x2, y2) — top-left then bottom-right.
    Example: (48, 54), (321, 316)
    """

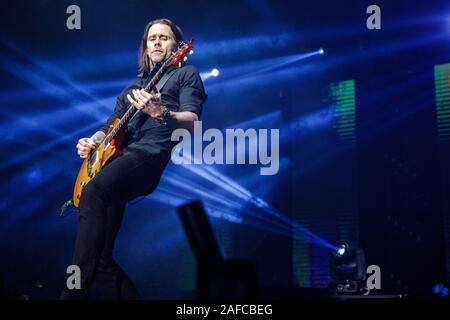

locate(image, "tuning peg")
(183, 56), (188, 62)
(189, 50), (194, 55)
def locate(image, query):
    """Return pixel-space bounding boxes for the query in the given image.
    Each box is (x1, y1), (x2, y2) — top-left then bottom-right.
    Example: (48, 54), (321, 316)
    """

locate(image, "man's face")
(146, 23), (177, 64)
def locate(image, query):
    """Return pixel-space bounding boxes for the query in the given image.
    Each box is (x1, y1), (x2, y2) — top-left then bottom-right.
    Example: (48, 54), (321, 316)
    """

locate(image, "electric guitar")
(72, 39), (194, 207)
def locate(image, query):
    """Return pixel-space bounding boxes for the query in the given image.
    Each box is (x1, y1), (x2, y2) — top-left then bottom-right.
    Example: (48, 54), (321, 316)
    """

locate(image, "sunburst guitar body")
(73, 119), (124, 207)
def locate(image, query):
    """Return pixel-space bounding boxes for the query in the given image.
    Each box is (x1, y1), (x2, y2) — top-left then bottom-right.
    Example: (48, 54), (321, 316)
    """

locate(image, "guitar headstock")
(169, 38), (194, 67)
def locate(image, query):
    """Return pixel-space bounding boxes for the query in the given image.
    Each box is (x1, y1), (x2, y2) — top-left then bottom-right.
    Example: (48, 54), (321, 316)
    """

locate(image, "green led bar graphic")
(330, 80), (356, 143)
(217, 220), (232, 259)
(292, 214), (311, 287)
(179, 242), (196, 291)
(434, 63), (450, 141)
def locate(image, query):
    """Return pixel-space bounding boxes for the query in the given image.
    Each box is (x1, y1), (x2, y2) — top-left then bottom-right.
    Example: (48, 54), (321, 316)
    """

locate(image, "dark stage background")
(0, 0), (449, 299)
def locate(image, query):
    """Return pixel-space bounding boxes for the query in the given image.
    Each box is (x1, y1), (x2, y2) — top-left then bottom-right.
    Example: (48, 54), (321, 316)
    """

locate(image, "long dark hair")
(137, 18), (184, 77)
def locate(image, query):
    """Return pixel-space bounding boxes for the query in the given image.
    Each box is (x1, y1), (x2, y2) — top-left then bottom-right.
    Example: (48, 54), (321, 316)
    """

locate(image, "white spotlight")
(211, 68), (220, 77)
(337, 246), (346, 256)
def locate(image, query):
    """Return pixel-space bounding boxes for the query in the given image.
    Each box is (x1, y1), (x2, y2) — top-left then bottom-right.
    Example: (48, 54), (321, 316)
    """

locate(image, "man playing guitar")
(61, 18), (207, 299)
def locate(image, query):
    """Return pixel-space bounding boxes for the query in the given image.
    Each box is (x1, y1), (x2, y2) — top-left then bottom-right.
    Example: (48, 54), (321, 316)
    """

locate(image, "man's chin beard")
(150, 56), (164, 64)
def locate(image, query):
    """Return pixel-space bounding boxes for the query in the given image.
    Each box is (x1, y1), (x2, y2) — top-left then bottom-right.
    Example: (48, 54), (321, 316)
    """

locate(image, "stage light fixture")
(329, 242), (367, 295)
(432, 283), (449, 298)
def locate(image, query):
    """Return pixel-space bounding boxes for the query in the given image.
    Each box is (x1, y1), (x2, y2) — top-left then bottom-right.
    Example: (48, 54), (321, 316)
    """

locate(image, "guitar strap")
(155, 66), (179, 92)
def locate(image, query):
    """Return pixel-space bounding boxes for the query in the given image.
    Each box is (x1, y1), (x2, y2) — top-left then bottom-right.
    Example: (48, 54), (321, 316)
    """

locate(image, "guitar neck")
(103, 62), (171, 145)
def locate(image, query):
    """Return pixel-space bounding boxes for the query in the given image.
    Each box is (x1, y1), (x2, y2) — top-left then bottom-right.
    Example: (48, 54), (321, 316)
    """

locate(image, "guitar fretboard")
(103, 58), (173, 146)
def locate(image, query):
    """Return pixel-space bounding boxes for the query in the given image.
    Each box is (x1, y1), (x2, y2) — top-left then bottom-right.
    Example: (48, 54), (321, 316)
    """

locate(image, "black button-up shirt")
(99, 64), (207, 166)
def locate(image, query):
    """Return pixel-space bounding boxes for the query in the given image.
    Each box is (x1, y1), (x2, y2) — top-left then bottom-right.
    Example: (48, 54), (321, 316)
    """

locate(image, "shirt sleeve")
(178, 66), (207, 119)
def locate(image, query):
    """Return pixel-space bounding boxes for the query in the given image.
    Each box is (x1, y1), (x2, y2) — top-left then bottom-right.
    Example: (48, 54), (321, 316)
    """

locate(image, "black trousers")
(60, 150), (163, 300)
